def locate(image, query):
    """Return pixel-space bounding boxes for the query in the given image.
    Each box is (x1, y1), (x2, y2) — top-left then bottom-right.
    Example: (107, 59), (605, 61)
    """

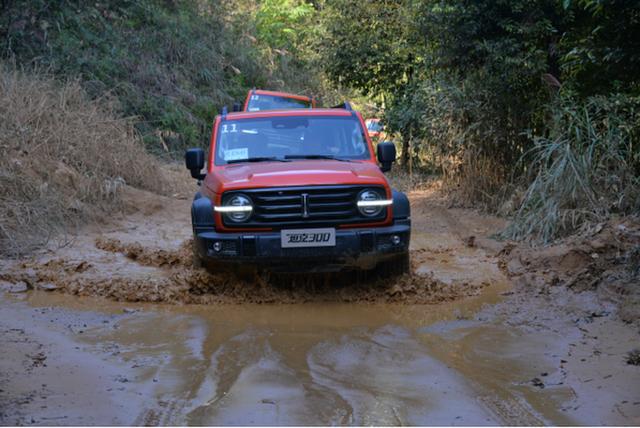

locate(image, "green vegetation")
(2, 0), (638, 242)
(320, 0), (640, 241)
(0, 0), (321, 156)
(504, 93), (640, 242)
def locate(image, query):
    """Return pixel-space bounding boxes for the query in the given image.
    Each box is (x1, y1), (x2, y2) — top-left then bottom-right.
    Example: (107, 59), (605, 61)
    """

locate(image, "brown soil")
(500, 217), (640, 325)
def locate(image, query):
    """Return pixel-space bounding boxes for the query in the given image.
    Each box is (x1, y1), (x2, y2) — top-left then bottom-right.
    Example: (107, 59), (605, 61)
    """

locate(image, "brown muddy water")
(1, 188), (639, 426)
(4, 277), (638, 426)
(3, 283), (503, 425)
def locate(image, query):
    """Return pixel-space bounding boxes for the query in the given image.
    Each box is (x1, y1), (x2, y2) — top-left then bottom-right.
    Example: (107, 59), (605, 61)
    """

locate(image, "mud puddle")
(3, 281), (638, 426)
(0, 287), (554, 425)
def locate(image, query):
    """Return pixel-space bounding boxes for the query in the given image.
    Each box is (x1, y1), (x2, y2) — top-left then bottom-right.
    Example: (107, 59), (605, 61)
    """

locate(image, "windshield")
(215, 116), (371, 165)
(246, 94), (311, 111)
(367, 120), (382, 132)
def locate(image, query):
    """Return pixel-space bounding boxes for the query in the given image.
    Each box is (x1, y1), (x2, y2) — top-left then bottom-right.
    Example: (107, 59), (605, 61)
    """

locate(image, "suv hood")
(204, 160), (388, 194)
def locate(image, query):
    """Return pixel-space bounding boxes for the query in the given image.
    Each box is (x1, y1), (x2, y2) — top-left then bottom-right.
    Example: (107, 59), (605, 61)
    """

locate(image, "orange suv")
(243, 89), (315, 112)
(184, 103), (410, 274)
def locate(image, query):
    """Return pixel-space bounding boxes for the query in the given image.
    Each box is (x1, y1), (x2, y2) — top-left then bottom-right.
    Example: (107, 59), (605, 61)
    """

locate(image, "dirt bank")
(500, 217), (640, 326)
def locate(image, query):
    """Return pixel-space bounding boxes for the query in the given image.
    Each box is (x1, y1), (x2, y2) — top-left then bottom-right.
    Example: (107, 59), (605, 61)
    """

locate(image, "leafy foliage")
(322, 0), (419, 96)
(255, 0), (314, 52)
(504, 93), (640, 242)
(321, 0), (640, 238)
(0, 0), (323, 156)
(559, 0), (640, 96)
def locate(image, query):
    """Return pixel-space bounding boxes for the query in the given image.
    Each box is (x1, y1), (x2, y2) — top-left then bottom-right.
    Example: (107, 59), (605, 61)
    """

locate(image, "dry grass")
(503, 94), (640, 243)
(0, 65), (171, 256)
(387, 168), (438, 194)
(442, 152), (509, 210)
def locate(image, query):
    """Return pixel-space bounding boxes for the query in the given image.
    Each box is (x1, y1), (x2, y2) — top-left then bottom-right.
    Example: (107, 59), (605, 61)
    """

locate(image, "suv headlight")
(357, 189), (392, 217)
(215, 194), (253, 222)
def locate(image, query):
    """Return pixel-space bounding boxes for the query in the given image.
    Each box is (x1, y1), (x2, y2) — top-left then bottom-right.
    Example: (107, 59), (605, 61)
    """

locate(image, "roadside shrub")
(504, 93), (640, 243)
(0, 65), (169, 256)
(389, 76), (536, 210)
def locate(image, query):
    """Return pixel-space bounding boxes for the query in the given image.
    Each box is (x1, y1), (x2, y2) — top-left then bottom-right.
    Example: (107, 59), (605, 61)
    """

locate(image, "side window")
(346, 121), (366, 156)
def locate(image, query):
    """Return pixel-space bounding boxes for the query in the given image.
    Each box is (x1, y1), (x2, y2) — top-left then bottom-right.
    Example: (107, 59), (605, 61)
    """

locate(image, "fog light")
(213, 241), (222, 252)
(391, 235), (401, 245)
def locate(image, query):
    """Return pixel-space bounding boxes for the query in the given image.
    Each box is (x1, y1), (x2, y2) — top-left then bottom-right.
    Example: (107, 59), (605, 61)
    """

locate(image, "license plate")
(281, 228), (336, 248)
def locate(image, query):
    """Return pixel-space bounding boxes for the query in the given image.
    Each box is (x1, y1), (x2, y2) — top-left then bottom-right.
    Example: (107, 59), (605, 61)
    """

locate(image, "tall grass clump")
(504, 93), (640, 243)
(0, 65), (169, 256)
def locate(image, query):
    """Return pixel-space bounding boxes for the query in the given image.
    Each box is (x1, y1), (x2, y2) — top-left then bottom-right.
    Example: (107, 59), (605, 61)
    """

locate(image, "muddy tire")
(234, 266), (259, 282)
(191, 239), (203, 269)
(379, 252), (411, 277)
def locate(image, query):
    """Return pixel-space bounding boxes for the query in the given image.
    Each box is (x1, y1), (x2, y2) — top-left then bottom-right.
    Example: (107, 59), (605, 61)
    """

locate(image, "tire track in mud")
(1, 237), (488, 305)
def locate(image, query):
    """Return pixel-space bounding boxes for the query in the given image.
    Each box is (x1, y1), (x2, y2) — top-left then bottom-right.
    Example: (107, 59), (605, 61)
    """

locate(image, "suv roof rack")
(331, 101), (352, 111)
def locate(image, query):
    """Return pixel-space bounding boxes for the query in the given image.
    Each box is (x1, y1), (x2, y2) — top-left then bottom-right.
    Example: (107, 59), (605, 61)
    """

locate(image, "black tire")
(191, 239), (203, 269)
(234, 265), (259, 282)
(379, 252), (411, 277)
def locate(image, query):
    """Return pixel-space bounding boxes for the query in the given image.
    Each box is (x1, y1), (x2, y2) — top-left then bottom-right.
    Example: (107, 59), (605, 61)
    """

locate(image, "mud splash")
(2, 237), (488, 304)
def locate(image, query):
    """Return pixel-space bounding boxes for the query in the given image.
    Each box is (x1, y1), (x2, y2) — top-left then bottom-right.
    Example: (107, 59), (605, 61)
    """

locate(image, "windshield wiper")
(285, 154), (354, 162)
(227, 156), (290, 164)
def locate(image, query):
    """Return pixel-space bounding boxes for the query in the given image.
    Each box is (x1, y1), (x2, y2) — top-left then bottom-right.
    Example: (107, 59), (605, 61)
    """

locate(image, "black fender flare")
(392, 189), (410, 220)
(191, 192), (215, 233)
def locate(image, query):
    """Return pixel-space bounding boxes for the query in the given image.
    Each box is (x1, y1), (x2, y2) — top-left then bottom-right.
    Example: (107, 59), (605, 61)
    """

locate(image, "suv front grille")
(221, 185), (387, 229)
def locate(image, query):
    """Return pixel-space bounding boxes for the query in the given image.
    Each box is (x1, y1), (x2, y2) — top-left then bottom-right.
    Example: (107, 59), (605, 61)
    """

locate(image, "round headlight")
(357, 189), (385, 217)
(222, 194), (252, 222)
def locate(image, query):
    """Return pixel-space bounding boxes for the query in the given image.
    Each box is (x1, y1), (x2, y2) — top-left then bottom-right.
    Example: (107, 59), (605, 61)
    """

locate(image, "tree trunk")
(401, 133), (411, 171)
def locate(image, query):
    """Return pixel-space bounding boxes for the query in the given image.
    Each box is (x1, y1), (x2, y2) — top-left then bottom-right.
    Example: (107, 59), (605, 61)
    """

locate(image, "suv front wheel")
(379, 252), (411, 277)
(191, 239), (204, 269)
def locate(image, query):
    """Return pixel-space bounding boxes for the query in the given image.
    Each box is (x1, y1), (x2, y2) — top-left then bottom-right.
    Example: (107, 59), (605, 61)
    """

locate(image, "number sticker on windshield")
(224, 148), (248, 161)
(221, 124), (238, 134)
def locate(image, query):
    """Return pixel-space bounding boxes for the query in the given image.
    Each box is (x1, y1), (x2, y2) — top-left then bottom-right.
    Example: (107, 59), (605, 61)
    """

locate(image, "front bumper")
(193, 219), (410, 272)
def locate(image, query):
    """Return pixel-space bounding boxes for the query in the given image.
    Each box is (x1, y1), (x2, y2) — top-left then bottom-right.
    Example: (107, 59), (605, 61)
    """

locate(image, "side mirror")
(185, 148), (206, 180)
(376, 141), (396, 172)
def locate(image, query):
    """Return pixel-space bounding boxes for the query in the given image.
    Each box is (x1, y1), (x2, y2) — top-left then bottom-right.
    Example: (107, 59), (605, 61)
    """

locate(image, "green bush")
(504, 93), (640, 242)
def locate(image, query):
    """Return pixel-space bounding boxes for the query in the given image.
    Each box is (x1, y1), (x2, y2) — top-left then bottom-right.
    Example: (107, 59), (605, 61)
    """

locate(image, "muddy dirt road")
(1, 184), (639, 425)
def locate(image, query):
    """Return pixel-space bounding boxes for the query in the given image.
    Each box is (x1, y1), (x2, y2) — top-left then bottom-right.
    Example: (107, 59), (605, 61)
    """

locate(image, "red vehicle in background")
(365, 118), (384, 139)
(243, 89), (316, 112)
